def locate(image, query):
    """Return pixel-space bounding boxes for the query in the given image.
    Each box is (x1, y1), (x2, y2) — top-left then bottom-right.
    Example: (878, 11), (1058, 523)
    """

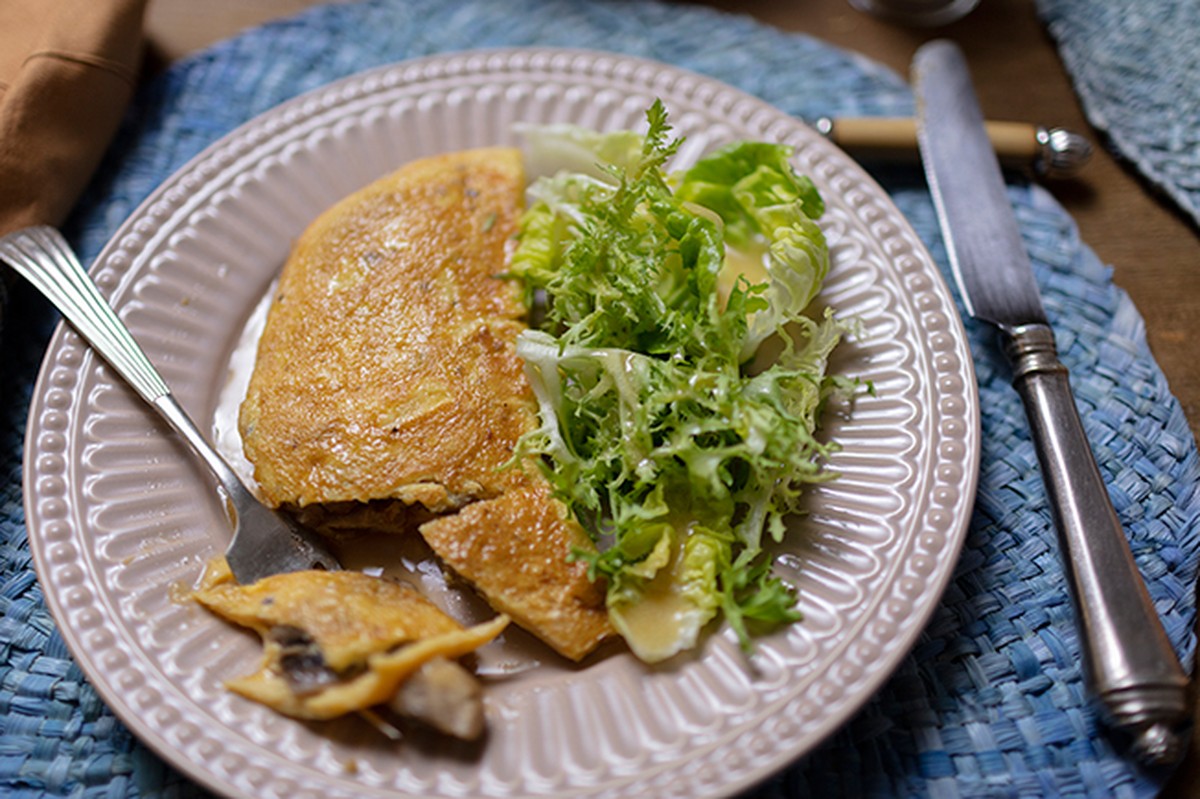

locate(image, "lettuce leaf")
(511, 101), (850, 661)
(675, 141), (830, 361)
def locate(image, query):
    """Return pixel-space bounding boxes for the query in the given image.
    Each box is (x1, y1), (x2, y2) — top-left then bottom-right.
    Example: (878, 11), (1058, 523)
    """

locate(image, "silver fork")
(0, 225), (340, 583)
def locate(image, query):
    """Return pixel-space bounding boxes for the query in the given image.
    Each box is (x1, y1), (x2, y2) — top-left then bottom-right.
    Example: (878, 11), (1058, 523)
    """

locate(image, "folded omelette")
(237, 147), (611, 662)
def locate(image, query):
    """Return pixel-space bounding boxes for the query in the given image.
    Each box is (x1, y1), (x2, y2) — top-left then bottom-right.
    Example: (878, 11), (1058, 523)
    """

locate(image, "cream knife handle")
(819, 117), (1092, 177)
(830, 117), (1037, 160)
(1006, 324), (1189, 765)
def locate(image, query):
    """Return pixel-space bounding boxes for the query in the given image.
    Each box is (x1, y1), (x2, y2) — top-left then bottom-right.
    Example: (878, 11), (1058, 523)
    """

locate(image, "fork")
(0, 225), (340, 583)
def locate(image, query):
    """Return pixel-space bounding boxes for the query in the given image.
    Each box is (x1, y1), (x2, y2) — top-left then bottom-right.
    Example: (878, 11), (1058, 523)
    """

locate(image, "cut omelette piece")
(193, 560), (507, 738)
(419, 481), (611, 662)
(239, 147), (535, 514)
(238, 147), (613, 661)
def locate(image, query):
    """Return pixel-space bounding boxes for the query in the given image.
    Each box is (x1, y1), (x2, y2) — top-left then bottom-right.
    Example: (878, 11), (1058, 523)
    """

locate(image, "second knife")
(912, 39), (1189, 766)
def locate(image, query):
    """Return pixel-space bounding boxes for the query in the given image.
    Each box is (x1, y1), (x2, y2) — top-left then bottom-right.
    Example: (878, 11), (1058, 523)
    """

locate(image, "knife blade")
(912, 40), (1190, 766)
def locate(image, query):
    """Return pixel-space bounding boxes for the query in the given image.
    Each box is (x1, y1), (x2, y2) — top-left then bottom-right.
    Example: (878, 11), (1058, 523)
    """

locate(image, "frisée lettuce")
(509, 102), (854, 662)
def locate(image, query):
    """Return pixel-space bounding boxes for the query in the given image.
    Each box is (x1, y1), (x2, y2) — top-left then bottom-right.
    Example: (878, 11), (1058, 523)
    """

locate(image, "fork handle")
(1005, 324), (1189, 765)
(0, 226), (243, 500)
(3, 225), (341, 583)
(0, 226), (170, 404)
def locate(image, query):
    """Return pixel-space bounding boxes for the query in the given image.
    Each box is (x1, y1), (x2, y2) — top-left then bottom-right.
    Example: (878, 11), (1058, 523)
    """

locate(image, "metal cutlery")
(0, 225), (339, 584)
(815, 115), (1092, 178)
(912, 40), (1190, 766)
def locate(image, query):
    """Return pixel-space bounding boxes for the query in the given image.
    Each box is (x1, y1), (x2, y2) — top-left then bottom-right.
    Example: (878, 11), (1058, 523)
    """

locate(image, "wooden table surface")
(145, 0), (1200, 793)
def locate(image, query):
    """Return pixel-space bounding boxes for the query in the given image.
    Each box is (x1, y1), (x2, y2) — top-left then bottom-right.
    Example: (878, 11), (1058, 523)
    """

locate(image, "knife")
(912, 40), (1190, 766)
(815, 116), (1092, 178)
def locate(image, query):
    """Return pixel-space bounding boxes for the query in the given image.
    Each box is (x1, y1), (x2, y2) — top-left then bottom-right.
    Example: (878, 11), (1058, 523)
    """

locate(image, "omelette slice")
(419, 482), (612, 662)
(240, 147), (534, 513)
(238, 147), (613, 661)
(193, 560), (507, 738)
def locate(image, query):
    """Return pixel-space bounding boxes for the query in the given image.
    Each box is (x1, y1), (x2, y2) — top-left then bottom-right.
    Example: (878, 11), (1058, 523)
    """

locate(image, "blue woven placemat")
(2, 1), (1197, 797)
(1035, 0), (1200, 227)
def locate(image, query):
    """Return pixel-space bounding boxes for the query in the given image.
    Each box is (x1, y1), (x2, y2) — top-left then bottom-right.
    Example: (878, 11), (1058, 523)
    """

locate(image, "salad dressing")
(609, 521), (713, 662)
(610, 566), (700, 662)
(718, 242), (772, 305)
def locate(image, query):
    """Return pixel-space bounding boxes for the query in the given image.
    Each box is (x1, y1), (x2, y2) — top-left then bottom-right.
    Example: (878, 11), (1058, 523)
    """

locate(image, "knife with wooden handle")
(912, 39), (1189, 766)
(818, 115), (1092, 177)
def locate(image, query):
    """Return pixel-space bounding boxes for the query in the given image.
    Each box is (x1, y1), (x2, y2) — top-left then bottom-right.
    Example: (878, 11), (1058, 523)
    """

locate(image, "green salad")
(508, 102), (856, 662)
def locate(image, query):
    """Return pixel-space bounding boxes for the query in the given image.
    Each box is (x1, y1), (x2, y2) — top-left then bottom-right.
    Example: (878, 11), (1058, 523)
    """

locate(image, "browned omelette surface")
(420, 482), (612, 662)
(239, 148), (612, 661)
(241, 147), (534, 512)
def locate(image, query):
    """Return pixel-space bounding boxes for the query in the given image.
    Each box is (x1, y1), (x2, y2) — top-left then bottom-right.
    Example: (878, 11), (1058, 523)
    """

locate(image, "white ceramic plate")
(23, 49), (979, 798)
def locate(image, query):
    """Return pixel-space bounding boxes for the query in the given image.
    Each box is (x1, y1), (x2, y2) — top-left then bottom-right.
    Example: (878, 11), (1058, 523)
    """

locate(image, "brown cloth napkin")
(0, 0), (149, 238)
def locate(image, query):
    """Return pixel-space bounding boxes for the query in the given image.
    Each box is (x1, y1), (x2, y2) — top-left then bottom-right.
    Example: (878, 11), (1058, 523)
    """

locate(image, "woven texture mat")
(2, 1), (1198, 796)
(1035, 0), (1200, 227)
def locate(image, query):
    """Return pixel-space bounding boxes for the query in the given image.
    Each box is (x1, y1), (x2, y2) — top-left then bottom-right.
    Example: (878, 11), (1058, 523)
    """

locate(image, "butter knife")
(815, 116), (1092, 178)
(912, 40), (1190, 765)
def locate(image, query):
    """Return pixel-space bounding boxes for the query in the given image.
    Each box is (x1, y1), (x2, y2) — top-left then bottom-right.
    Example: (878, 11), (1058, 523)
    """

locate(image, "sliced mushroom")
(389, 656), (485, 740)
(269, 624), (340, 697)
